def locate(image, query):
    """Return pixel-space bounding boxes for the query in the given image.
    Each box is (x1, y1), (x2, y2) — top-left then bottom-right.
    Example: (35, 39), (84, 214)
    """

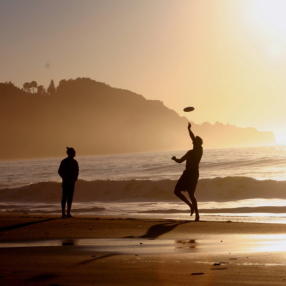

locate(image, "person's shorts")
(175, 169), (199, 193)
(62, 182), (75, 202)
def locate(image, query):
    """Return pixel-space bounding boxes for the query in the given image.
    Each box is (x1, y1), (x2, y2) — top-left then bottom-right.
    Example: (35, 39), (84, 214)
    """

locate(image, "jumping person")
(58, 147), (79, 218)
(172, 123), (203, 221)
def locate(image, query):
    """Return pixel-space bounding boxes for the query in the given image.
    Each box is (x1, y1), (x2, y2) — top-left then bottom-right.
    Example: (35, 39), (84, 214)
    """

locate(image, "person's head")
(66, 147), (76, 158)
(194, 136), (203, 146)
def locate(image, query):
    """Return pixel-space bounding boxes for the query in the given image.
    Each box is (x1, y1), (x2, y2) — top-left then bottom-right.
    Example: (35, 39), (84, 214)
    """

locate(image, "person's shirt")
(185, 143), (203, 171)
(58, 157), (79, 183)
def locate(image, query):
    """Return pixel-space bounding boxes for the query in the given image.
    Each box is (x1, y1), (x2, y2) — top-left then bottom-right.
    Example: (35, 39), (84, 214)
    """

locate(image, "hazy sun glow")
(245, 0), (286, 62)
(1, 0), (286, 142)
(253, 0), (286, 34)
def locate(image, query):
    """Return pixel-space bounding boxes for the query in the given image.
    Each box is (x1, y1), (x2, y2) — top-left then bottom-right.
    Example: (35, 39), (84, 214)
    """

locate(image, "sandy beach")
(0, 215), (286, 285)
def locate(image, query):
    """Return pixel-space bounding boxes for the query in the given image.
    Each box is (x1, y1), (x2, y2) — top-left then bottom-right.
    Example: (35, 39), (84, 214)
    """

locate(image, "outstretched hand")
(171, 156), (176, 160)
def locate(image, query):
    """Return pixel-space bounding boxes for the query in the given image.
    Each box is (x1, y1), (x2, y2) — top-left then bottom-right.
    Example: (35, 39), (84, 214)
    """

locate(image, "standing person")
(172, 123), (203, 221)
(58, 147), (79, 218)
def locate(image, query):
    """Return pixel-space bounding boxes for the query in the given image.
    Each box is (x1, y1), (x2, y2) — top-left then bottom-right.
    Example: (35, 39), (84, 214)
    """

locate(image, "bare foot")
(195, 216), (200, 222)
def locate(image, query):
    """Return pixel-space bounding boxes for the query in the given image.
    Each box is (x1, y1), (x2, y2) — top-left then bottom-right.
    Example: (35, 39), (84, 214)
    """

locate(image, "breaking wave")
(1, 177), (286, 203)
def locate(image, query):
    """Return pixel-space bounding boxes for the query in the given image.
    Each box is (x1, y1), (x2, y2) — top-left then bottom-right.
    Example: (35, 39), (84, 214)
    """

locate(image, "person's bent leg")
(188, 191), (199, 221)
(174, 188), (193, 211)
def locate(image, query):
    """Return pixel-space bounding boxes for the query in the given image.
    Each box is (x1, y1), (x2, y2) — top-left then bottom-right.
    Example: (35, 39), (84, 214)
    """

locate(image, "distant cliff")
(190, 121), (276, 149)
(0, 78), (276, 160)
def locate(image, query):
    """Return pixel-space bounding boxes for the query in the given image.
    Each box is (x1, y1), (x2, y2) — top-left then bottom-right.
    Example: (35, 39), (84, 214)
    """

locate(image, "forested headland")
(0, 78), (276, 160)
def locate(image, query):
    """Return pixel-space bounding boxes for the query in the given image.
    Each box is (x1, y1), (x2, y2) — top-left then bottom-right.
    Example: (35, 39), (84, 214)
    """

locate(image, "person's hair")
(66, 147), (75, 155)
(195, 136), (203, 145)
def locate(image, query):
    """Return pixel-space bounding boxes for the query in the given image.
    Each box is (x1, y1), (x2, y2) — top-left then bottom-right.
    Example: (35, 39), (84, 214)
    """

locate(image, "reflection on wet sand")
(62, 239), (78, 246)
(1, 234), (286, 256)
(175, 239), (197, 250)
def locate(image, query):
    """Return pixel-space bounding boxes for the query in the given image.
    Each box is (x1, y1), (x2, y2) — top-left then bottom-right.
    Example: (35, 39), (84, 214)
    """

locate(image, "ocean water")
(1, 145), (286, 223)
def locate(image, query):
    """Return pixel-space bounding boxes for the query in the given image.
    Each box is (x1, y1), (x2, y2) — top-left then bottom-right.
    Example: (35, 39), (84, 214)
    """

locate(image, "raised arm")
(188, 122), (196, 143)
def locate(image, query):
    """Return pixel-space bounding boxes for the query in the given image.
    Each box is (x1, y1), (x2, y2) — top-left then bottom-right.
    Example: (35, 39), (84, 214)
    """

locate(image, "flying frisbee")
(183, 106), (195, 112)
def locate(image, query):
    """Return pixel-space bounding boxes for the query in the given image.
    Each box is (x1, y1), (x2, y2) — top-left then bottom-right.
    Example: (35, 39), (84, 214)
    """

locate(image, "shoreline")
(1, 214), (286, 241)
(1, 210), (286, 226)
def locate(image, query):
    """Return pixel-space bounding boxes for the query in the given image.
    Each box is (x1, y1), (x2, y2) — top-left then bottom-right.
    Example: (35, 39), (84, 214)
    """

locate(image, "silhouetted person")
(172, 123), (203, 221)
(58, 147), (79, 218)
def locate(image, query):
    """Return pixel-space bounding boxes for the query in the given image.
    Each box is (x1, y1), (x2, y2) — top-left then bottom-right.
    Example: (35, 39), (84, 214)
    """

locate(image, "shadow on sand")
(125, 220), (191, 239)
(0, 218), (58, 233)
(77, 253), (118, 265)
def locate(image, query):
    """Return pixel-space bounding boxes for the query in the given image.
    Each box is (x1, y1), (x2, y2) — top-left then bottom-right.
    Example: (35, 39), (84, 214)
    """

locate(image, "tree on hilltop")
(0, 81), (24, 96)
(30, 81), (38, 93)
(47, 80), (56, 95)
(23, 82), (31, 93)
(37, 85), (46, 95)
(22, 81), (38, 93)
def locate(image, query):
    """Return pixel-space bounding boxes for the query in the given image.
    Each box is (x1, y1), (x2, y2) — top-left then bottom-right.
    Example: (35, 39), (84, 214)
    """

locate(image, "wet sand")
(0, 214), (286, 285)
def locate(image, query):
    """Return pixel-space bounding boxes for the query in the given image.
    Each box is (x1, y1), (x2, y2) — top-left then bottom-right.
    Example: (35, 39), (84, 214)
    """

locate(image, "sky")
(1, 0), (286, 142)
